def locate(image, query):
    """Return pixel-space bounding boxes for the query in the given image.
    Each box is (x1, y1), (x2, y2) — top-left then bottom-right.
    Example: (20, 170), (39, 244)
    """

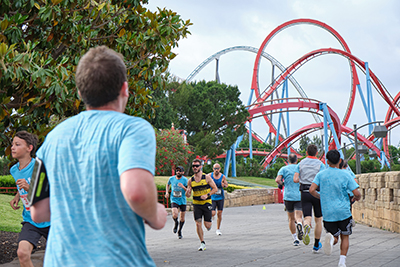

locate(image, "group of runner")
(276, 144), (361, 267)
(165, 160), (228, 251)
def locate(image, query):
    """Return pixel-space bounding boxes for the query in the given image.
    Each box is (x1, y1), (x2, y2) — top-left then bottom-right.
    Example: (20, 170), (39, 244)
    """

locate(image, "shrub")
(0, 175), (15, 187)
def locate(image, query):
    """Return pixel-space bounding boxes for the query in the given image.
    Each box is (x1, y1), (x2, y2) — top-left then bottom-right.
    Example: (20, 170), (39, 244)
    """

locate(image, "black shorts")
(171, 202), (187, 212)
(212, 199), (224, 211)
(193, 203), (212, 222)
(301, 191), (322, 218)
(324, 217), (354, 236)
(18, 222), (50, 249)
(284, 200), (302, 213)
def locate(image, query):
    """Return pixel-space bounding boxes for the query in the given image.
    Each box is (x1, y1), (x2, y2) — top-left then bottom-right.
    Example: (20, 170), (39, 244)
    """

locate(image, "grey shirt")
(295, 157), (325, 185)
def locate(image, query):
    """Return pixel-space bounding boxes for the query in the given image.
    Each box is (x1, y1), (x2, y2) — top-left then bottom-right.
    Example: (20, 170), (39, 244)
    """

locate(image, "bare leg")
(287, 212), (296, 234)
(195, 219), (204, 242)
(314, 216), (323, 239)
(217, 210), (223, 229)
(17, 240), (34, 267)
(340, 234), (349, 256)
(294, 210), (303, 225)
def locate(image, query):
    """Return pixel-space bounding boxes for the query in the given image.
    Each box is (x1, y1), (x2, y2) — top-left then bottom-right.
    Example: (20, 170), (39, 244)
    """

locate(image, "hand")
(9, 197), (20, 210)
(16, 179), (29, 192)
(178, 183), (183, 188)
(278, 184), (283, 190)
(165, 192), (169, 198)
(145, 203), (167, 230)
(200, 194), (208, 200)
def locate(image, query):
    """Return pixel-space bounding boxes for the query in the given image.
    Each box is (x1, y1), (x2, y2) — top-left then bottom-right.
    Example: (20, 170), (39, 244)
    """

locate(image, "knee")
(17, 247), (31, 263)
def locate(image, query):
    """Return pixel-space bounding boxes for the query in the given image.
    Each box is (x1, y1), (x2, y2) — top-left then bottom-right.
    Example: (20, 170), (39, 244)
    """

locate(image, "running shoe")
(296, 224), (304, 241)
(338, 263), (346, 267)
(303, 225), (310, 245)
(178, 231), (183, 239)
(324, 233), (334, 255)
(198, 242), (206, 251)
(312, 241), (322, 253)
(293, 240), (300, 246)
(173, 225), (178, 234)
(216, 229), (222, 236)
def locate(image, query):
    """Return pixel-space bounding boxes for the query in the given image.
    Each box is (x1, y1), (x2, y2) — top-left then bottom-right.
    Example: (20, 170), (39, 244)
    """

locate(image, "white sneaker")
(198, 242), (206, 251)
(216, 229), (222, 236)
(338, 263), (346, 267)
(324, 233), (334, 256)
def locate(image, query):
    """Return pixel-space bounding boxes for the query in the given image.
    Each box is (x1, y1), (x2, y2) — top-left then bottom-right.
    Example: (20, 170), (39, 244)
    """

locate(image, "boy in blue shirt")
(9, 131), (50, 267)
(165, 166), (188, 239)
(310, 150), (361, 267)
(276, 154), (303, 246)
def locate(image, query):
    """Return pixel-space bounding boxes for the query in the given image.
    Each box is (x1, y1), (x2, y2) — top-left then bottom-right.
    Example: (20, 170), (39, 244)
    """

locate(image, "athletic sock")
(314, 238), (320, 247)
(173, 217), (178, 226)
(292, 233), (298, 241)
(201, 241), (205, 244)
(178, 221), (185, 232)
(339, 255), (346, 265)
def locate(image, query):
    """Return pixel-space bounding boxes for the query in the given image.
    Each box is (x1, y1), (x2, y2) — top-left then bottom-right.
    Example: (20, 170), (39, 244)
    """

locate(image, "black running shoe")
(296, 223), (304, 241)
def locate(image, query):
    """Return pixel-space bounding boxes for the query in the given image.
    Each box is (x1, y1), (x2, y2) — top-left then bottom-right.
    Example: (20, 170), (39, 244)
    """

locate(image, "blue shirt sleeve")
(312, 172), (321, 186)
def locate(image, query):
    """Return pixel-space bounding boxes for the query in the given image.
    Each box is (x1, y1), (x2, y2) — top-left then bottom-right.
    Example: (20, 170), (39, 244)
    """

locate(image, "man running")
(310, 149), (361, 267)
(186, 159), (218, 251)
(293, 144), (325, 253)
(275, 154), (303, 246)
(210, 163), (228, 236)
(165, 166), (188, 239)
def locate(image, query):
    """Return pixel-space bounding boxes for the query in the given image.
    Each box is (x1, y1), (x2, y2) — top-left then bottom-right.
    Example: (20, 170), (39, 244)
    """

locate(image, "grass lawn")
(0, 194), (23, 232)
(231, 176), (277, 187)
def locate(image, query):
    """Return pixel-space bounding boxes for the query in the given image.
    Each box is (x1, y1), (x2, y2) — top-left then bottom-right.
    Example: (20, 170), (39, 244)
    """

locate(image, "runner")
(165, 166), (188, 239)
(275, 154), (303, 246)
(186, 159), (218, 251)
(210, 163), (228, 236)
(293, 144), (325, 253)
(310, 149), (361, 267)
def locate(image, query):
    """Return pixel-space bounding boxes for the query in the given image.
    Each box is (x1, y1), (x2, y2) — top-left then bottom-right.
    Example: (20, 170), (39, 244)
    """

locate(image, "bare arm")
(120, 169), (167, 230)
(165, 182), (170, 198)
(204, 174), (218, 198)
(309, 183), (320, 199)
(275, 175), (283, 185)
(9, 192), (20, 210)
(222, 176), (228, 188)
(293, 172), (300, 183)
(31, 198), (50, 222)
(185, 179), (192, 197)
(352, 188), (361, 201)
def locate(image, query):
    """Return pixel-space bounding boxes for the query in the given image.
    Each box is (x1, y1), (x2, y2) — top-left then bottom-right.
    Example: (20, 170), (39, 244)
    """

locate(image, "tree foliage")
(155, 128), (192, 176)
(170, 80), (249, 159)
(0, 0), (191, 156)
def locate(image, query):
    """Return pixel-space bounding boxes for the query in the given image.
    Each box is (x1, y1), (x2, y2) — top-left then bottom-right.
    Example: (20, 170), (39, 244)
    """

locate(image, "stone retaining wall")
(224, 188), (276, 208)
(352, 171), (400, 233)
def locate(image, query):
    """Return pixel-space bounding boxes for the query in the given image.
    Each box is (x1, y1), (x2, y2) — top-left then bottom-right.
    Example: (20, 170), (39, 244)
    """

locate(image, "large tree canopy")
(170, 80), (249, 159)
(0, 0), (191, 156)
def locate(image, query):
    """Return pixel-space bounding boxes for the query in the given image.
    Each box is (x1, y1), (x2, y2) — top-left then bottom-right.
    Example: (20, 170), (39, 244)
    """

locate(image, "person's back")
(278, 164), (299, 201)
(314, 168), (356, 222)
(37, 110), (156, 266)
(297, 157), (323, 185)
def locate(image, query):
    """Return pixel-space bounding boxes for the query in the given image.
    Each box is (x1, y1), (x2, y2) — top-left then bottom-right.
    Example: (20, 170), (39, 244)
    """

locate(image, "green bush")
(0, 157), (11, 176)
(0, 175), (16, 187)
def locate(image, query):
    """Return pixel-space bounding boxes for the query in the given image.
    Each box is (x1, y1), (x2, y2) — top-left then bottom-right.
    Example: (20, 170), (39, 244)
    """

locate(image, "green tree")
(155, 128), (192, 176)
(0, 0), (191, 156)
(170, 80), (249, 158)
(298, 135), (311, 154)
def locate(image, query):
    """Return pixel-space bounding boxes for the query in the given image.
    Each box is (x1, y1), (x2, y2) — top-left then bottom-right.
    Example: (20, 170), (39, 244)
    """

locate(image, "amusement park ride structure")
(185, 19), (400, 177)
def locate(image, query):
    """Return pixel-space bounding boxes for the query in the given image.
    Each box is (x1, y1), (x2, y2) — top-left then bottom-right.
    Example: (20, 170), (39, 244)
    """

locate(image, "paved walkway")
(3, 204), (400, 266)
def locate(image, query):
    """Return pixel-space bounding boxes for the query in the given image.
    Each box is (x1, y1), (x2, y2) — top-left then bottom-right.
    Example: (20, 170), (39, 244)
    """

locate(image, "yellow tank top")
(191, 174), (211, 205)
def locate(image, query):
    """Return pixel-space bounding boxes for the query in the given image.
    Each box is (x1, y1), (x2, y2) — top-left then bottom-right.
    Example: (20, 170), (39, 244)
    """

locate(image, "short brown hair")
(15, 131), (38, 157)
(75, 46), (127, 108)
(192, 159), (202, 165)
(307, 144), (318, 157)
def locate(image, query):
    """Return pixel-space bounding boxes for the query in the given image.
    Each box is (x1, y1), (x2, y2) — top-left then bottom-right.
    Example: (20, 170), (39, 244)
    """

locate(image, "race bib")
(215, 189), (222, 195)
(20, 194), (30, 211)
(173, 190), (182, 198)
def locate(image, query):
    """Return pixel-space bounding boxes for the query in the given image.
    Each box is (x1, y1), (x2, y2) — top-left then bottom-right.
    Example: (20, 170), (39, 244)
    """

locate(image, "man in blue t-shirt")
(30, 46), (167, 267)
(276, 154), (303, 246)
(310, 150), (360, 267)
(210, 163), (228, 236)
(9, 131), (50, 267)
(165, 166), (188, 239)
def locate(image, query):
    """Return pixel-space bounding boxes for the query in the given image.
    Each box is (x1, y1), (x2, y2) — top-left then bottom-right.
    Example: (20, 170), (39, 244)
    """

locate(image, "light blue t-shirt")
(211, 173), (225, 201)
(277, 164), (301, 201)
(167, 176), (188, 205)
(312, 167), (359, 222)
(10, 159), (50, 228)
(36, 110), (156, 267)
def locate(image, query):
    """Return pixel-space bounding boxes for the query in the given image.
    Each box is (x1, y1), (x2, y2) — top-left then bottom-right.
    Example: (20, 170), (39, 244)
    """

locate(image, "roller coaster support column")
(320, 103), (343, 162)
(274, 79), (288, 162)
(285, 80), (291, 156)
(365, 62), (377, 134)
(215, 58), (220, 83)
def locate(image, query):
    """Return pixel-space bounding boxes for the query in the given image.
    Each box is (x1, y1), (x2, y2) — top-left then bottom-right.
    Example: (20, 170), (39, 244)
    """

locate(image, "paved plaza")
(3, 204), (400, 266)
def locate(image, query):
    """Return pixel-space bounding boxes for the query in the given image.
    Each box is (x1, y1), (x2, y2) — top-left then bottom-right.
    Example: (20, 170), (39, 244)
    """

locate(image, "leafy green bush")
(0, 157), (11, 176)
(0, 175), (15, 187)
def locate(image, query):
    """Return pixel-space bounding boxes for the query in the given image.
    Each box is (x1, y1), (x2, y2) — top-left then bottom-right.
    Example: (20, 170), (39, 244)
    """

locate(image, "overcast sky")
(146, 0), (400, 150)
